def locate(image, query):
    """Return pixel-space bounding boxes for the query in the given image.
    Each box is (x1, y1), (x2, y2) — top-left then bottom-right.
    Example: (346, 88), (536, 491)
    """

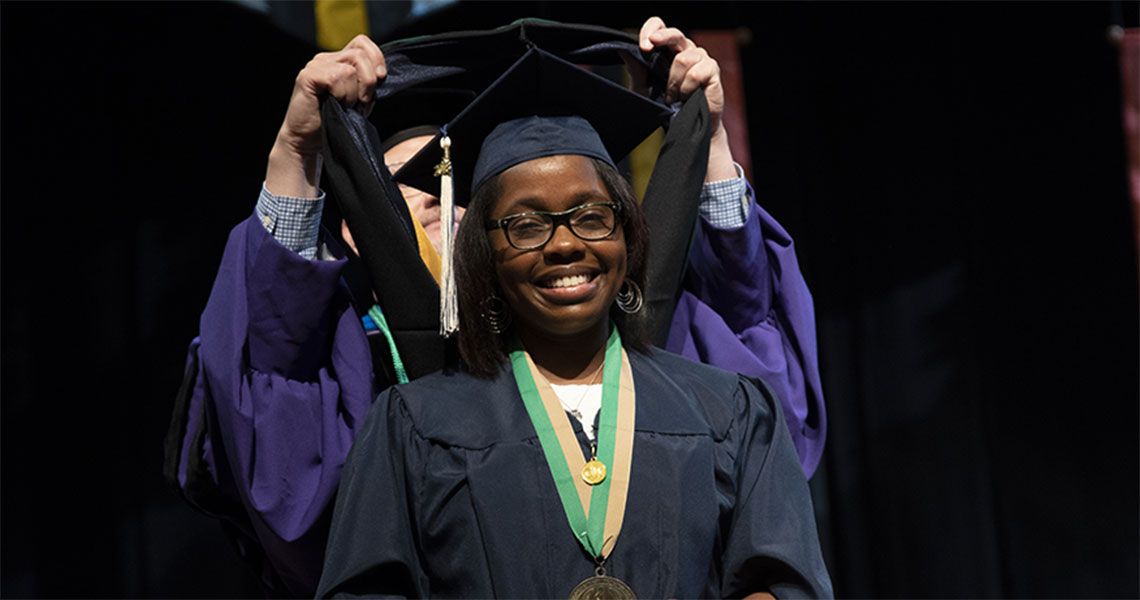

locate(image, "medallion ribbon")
(509, 326), (636, 560)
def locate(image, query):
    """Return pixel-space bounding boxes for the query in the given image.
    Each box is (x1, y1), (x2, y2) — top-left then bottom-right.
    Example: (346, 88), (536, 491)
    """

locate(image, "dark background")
(2, 1), (1137, 597)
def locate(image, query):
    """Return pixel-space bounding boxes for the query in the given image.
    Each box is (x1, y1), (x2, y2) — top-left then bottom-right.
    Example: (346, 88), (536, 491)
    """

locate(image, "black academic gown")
(317, 348), (832, 599)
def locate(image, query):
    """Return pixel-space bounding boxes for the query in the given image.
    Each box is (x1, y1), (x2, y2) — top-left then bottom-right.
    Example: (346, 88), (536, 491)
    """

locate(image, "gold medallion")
(567, 575), (636, 600)
(581, 458), (607, 485)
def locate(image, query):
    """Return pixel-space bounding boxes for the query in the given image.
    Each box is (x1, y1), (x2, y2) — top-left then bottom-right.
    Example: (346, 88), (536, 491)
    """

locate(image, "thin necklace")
(565, 360), (604, 422)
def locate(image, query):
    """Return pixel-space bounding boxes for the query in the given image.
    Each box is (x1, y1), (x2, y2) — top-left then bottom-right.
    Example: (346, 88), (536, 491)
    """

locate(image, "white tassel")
(435, 135), (459, 338)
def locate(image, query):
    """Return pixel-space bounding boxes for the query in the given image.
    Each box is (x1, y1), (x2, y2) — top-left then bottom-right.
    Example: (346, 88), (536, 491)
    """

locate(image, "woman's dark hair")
(454, 158), (651, 378)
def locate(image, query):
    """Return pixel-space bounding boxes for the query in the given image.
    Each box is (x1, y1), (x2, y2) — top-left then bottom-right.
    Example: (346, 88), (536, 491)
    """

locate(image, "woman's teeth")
(545, 274), (590, 288)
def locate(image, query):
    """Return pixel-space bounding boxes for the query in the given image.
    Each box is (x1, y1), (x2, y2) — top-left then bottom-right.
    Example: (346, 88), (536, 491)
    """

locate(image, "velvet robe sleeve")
(174, 212), (381, 595)
(667, 191), (827, 478)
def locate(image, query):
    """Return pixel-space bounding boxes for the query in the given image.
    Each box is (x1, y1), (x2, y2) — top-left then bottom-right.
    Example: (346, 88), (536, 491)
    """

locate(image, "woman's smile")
(533, 269), (601, 303)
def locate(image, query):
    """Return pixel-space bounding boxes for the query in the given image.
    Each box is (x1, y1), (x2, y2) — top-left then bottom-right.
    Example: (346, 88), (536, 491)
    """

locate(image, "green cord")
(368, 305), (409, 384)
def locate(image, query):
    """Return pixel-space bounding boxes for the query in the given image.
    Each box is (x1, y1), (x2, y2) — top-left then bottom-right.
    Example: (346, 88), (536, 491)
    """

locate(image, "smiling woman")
(316, 65), (832, 597)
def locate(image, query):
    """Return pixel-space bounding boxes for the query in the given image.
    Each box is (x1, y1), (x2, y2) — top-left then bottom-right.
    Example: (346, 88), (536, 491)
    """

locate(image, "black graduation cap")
(318, 19), (711, 378)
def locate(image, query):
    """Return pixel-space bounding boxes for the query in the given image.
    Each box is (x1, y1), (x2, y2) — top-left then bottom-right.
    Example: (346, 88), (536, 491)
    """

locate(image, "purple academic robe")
(665, 200), (825, 478)
(175, 195), (824, 595)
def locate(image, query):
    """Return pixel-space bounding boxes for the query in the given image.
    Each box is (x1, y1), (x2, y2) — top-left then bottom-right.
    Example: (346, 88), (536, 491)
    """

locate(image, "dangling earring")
(480, 294), (512, 334)
(615, 279), (643, 314)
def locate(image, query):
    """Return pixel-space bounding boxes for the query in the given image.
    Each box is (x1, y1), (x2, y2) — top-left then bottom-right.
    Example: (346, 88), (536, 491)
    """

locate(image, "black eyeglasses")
(485, 202), (622, 250)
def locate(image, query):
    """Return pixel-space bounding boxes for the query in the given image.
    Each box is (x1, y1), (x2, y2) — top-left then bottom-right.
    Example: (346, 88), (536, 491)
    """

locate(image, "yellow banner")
(315, 0), (368, 51)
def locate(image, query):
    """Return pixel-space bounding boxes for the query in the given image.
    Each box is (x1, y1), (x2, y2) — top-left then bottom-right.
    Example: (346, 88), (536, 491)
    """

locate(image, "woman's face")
(488, 154), (627, 341)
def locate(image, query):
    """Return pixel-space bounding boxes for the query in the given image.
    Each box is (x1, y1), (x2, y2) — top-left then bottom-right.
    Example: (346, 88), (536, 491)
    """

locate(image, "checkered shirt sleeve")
(256, 184), (325, 260)
(699, 163), (752, 230)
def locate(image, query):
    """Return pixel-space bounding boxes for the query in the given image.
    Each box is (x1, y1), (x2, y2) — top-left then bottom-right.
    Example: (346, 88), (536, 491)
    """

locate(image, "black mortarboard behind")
(392, 47), (673, 203)
(318, 19), (710, 379)
(373, 88), (474, 152)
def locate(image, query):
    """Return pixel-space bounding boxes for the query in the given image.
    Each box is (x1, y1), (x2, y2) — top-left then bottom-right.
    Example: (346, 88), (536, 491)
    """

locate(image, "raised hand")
(639, 17), (736, 182)
(266, 35), (386, 198)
